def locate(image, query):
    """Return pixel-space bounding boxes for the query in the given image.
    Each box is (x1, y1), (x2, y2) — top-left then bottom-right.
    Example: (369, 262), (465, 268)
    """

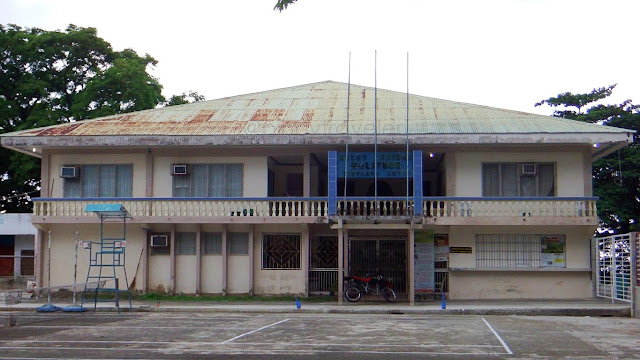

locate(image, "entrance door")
(309, 236), (338, 293)
(349, 239), (407, 293)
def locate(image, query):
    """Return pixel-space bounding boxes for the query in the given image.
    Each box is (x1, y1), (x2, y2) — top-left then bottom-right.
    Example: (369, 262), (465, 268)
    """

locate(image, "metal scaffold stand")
(81, 204), (132, 312)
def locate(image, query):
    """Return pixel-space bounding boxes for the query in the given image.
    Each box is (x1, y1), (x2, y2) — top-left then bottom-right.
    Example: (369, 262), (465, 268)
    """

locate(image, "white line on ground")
(220, 318), (290, 344)
(482, 318), (514, 355)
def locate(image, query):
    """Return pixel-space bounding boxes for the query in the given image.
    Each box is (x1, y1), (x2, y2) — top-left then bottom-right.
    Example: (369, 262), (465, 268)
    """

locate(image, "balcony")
(31, 197), (598, 226)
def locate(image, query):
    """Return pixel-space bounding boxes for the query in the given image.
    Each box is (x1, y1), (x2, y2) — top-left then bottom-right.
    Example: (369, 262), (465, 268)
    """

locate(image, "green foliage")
(536, 85), (640, 234)
(164, 91), (206, 107)
(0, 24), (166, 212)
(274, 0), (298, 11)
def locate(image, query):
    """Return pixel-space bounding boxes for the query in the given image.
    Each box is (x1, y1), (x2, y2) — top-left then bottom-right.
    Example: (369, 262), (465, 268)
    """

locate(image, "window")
(173, 164), (242, 197)
(175, 232), (196, 255)
(262, 234), (301, 269)
(476, 234), (566, 268)
(64, 164), (133, 198)
(202, 232), (222, 255)
(482, 163), (555, 197)
(228, 232), (249, 255)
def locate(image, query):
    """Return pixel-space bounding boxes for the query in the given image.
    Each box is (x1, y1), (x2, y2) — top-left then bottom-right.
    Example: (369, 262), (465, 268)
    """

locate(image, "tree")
(274, 0), (297, 11)
(536, 84), (640, 234)
(0, 24), (166, 212)
(164, 91), (206, 107)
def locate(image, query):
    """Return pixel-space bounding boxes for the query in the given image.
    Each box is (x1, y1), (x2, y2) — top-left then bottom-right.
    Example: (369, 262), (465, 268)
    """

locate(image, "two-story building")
(1, 81), (633, 303)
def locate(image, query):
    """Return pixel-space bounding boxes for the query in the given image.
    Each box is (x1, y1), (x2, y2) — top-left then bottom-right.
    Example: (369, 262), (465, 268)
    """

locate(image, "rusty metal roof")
(2, 81), (632, 138)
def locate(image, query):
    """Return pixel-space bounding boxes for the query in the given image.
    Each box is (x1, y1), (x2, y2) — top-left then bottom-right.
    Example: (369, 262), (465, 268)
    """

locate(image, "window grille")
(476, 234), (565, 268)
(228, 232), (249, 255)
(262, 234), (301, 270)
(310, 236), (338, 269)
(64, 164), (133, 198)
(172, 164), (243, 197)
(202, 232), (222, 255)
(482, 163), (555, 197)
(477, 234), (538, 268)
(176, 232), (196, 255)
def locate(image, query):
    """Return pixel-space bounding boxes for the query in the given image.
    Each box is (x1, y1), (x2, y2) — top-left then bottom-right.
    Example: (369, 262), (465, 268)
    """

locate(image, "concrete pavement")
(1, 297), (631, 317)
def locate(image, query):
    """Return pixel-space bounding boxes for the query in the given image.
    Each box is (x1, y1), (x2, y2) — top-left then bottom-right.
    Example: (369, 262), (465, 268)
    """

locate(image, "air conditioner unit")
(171, 164), (189, 175)
(150, 235), (168, 247)
(60, 166), (80, 178)
(521, 163), (537, 176)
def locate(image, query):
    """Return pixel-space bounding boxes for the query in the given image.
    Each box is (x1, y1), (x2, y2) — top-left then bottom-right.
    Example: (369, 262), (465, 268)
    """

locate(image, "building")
(0, 214), (36, 280)
(0, 81), (634, 303)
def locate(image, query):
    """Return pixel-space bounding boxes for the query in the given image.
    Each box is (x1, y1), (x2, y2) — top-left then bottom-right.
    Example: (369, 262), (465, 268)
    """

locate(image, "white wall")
(0, 214), (37, 235)
(451, 151), (586, 197)
(253, 224), (307, 295)
(445, 225), (594, 299)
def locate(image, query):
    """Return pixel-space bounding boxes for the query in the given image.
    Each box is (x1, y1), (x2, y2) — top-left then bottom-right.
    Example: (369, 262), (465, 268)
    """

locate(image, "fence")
(596, 233), (634, 302)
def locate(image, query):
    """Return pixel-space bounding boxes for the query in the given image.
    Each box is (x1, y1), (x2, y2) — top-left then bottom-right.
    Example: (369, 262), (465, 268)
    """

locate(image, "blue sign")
(337, 152), (413, 178)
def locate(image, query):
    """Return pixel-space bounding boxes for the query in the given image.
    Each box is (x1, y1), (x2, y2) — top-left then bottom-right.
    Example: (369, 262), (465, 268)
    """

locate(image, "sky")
(2, 0), (639, 116)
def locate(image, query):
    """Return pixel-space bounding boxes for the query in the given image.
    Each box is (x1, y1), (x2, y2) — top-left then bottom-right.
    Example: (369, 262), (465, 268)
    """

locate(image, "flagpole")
(344, 52), (351, 199)
(374, 50), (378, 211)
(406, 52), (410, 209)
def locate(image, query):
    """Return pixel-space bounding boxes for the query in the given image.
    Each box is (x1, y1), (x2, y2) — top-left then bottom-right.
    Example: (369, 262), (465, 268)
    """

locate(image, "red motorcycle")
(344, 274), (397, 302)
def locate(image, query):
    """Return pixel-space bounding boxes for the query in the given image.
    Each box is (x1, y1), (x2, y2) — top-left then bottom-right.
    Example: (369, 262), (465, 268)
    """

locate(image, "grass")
(134, 293), (337, 302)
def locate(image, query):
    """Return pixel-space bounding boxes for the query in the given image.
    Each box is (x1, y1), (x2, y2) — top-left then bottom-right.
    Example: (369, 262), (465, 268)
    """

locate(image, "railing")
(32, 197), (329, 218)
(336, 197), (414, 217)
(308, 269), (338, 293)
(421, 197), (597, 218)
(32, 197), (597, 219)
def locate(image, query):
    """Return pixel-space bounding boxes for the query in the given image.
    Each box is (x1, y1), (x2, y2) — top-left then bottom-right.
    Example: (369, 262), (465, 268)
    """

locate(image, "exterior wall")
(451, 151), (587, 197)
(449, 271), (592, 299)
(446, 225), (594, 299)
(41, 224), (146, 290)
(228, 256), (250, 293)
(175, 255), (197, 294)
(153, 156), (267, 197)
(253, 224), (308, 295)
(0, 214), (37, 235)
(201, 256), (223, 293)
(49, 153), (147, 197)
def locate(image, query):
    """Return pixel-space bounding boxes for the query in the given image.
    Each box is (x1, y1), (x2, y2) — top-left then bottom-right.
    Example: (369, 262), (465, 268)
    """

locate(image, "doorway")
(349, 238), (407, 293)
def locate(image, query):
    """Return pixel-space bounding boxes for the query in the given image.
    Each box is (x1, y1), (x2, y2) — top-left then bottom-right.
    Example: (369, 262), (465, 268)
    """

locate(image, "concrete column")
(40, 152), (50, 197)
(303, 153), (311, 197)
(34, 230), (43, 288)
(195, 224), (201, 295)
(408, 228), (415, 305)
(634, 286), (640, 318)
(583, 148), (592, 196)
(169, 224), (176, 294)
(221, 225), (228, 296)
(338, 227), (344, 305)
(248, 225), (254, 296)
(142, 227), (149, 293)
(145, 149), (153, 197)
(303, 224), (309, 297)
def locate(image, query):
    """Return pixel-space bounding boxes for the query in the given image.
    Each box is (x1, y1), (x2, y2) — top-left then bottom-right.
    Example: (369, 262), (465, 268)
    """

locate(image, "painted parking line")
(482, 318), (513, 355)
(220, 318), (290, 344)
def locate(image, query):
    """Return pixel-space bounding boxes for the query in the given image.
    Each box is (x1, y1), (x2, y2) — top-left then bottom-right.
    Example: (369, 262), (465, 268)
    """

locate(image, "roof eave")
(1, 132), (633, 157)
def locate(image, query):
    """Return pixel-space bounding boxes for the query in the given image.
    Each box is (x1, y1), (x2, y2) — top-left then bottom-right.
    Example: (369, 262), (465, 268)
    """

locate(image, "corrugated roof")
(3, 81), (632, 137)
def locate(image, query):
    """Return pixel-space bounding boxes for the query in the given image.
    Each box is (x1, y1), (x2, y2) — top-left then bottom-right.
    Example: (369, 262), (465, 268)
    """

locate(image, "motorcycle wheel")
(382, 287), (397, 303)
(344, 286), (362, 302)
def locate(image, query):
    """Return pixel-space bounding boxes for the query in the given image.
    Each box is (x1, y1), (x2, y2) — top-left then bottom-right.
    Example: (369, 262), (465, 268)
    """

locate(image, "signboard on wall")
(337, 152), (413, 178)
(541, 235), (565, 268)
(414, 230), (435, 292)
